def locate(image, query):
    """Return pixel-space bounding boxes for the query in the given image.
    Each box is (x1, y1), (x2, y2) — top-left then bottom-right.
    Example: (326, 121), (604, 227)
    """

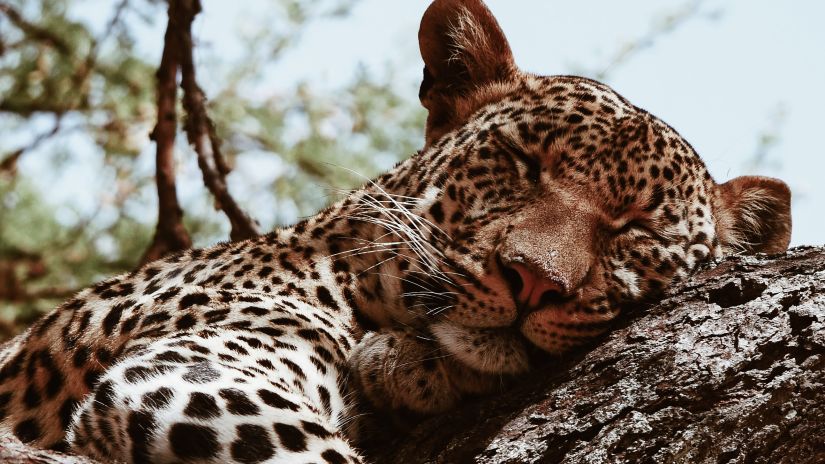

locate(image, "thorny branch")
(173, 0), (261, 242)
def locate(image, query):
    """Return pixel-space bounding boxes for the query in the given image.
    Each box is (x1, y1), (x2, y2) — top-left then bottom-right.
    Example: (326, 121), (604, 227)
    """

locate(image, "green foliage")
(1, 0), (157, 157)
(0, 177), (147, 328)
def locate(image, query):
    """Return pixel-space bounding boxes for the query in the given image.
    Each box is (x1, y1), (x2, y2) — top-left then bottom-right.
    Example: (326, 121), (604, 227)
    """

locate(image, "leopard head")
(363, 0), (791, 375)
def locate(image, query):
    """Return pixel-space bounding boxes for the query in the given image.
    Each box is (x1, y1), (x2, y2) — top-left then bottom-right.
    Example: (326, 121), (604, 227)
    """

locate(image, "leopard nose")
(501, 261), (568, 311)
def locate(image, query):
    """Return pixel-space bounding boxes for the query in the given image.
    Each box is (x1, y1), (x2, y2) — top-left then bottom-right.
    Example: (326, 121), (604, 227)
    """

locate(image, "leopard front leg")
(348, 327), (505, 419)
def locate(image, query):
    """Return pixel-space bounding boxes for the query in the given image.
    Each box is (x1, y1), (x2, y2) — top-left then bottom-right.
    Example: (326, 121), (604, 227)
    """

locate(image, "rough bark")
(2, 247), (824, 462)
(367, 246), (825, 463)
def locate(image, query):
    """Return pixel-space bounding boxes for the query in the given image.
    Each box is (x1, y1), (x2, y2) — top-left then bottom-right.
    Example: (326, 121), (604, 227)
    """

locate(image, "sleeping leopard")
(0, 0), (791, 462)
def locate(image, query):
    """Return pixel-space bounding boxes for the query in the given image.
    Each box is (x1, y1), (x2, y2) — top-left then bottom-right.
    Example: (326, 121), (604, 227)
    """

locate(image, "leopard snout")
(498, 256), (570, 313)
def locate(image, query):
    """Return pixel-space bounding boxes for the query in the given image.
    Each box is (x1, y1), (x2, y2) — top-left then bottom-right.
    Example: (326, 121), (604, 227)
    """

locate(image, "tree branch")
(172, 0), (261, 241)
(139, 0), (192, 265)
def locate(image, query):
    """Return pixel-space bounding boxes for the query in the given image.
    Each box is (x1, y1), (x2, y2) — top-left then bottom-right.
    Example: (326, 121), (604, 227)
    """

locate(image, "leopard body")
(0, 0), (791, 462)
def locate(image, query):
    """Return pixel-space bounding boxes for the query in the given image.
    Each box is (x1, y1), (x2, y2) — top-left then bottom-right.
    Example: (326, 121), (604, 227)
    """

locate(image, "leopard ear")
(715, 176), (792, 254)
(418, 0), (516, 145)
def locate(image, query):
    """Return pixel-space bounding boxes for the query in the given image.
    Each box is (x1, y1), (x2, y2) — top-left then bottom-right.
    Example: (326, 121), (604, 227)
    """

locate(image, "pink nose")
(504, 262), (567, 310)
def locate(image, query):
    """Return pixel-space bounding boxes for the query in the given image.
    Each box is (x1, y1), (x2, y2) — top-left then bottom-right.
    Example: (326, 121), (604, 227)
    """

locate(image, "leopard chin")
(429, 321), (529, 375)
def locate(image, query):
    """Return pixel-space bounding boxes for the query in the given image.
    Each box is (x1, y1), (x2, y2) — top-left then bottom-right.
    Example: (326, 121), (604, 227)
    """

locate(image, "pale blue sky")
(10, 0), (825, 246)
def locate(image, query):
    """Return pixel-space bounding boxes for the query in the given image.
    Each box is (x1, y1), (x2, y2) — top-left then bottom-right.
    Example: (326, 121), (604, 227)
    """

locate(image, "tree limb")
(139, 0), (192, 265)
(173, 0), (261, 241)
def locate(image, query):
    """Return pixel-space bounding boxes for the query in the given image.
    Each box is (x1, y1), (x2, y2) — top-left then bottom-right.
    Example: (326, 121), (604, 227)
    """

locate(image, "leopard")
(0, 0), (791, 462)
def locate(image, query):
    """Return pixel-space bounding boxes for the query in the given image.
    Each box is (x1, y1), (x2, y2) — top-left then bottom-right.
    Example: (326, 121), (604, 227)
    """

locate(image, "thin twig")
(591, 0), (708, 81)
(0, 119), (63, 176)
(72, 0), (130, 97)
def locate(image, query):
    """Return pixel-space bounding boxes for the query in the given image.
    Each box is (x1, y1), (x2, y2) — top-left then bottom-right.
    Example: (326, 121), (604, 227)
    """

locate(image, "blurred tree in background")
(0, 0), (426, 338)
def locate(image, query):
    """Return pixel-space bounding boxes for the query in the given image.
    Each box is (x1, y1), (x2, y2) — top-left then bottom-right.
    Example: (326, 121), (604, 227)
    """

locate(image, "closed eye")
(612, 218), (664, 241)
(500, 140), (541, 184)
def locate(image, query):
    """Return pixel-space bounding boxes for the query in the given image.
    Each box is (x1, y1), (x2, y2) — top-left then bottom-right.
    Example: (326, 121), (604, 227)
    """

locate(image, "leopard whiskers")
(393, 350), (455, 372)
(370, 272), (457, 303)
(354, 197), (444, 261)
(323, 168), (466, 317)
(424, 305), (454, 316)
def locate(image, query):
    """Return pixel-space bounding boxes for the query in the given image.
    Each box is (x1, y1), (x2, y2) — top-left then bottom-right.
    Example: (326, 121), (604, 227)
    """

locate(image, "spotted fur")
(0, 0), (791, 462)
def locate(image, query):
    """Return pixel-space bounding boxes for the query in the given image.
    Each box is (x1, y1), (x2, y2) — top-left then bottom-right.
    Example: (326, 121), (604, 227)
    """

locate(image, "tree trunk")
(366, 246), (825, 464)
(2, 247), (824, 463)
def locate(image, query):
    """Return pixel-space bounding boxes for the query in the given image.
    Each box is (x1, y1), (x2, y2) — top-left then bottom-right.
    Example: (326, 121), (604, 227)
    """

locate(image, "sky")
(12, 0), (825, 246)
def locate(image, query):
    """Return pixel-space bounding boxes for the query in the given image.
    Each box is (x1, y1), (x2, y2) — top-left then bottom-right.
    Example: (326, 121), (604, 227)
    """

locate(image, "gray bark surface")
(2, 247), (824, 463)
